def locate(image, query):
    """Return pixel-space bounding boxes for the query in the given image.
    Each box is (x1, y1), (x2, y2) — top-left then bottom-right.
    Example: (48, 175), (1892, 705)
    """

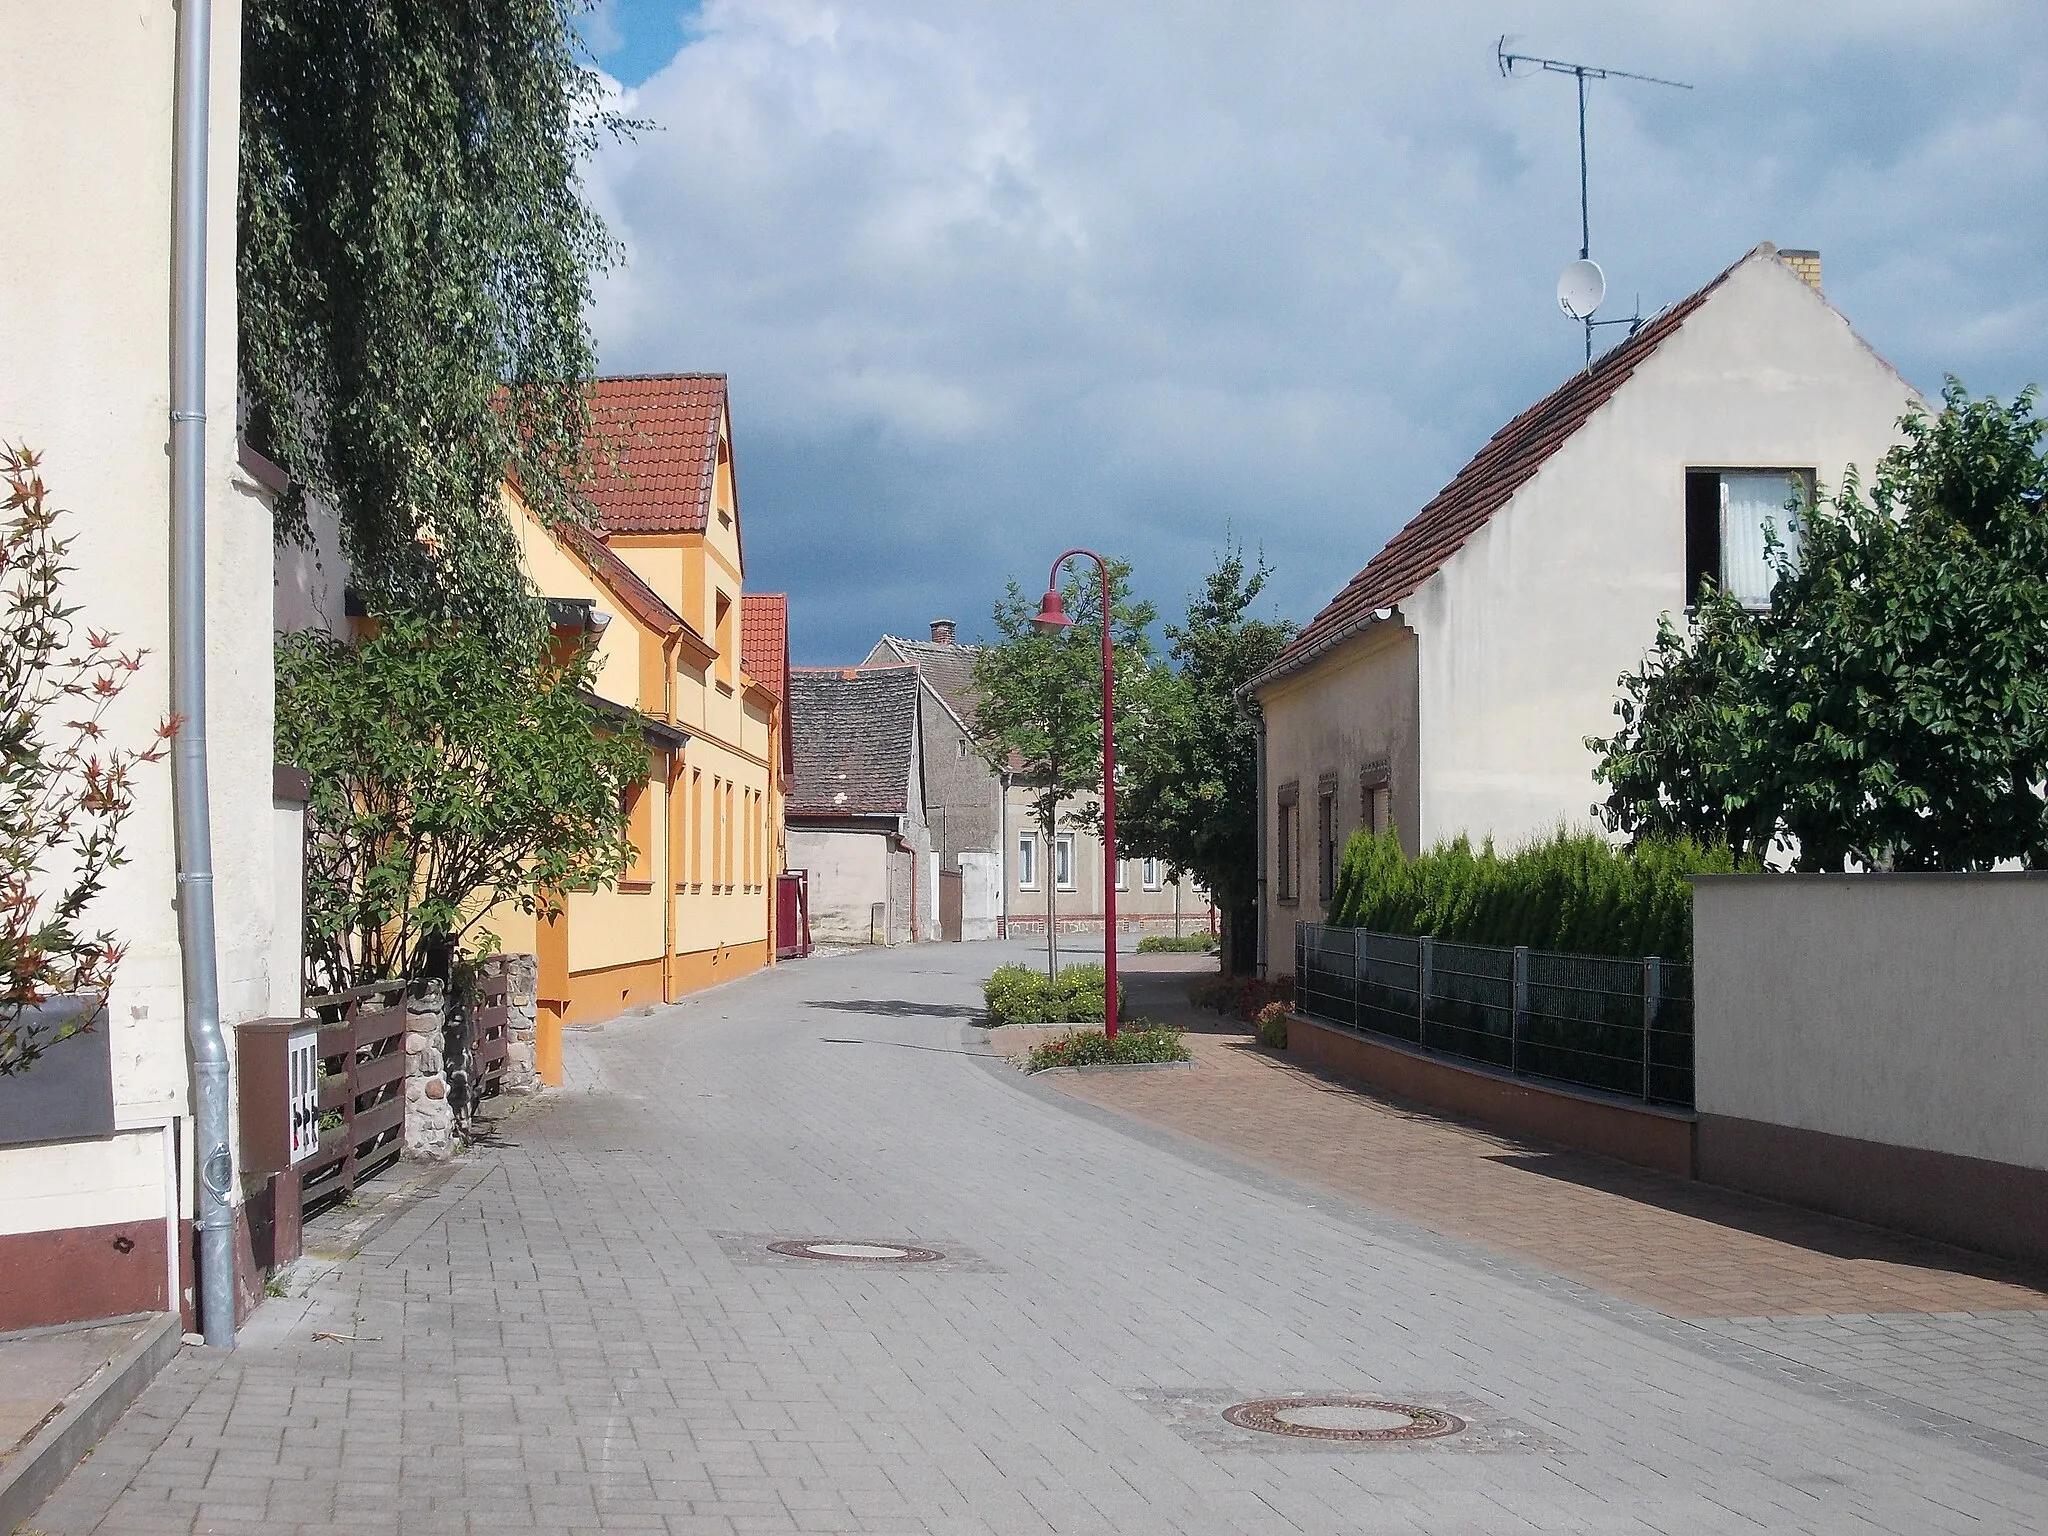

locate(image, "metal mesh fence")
(1295, 923), (1694, 1108)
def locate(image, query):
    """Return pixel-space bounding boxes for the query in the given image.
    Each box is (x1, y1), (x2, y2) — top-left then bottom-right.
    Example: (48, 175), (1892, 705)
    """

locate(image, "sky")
(577, 1), (2048, 665)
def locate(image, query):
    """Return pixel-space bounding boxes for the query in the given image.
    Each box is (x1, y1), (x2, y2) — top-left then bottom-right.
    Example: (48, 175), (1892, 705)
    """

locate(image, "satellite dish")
(1557, 258), (1606, 320)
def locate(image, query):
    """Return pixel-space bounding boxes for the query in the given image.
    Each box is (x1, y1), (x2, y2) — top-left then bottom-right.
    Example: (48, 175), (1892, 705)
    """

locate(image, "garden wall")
(1692, 873), (2048, 1267)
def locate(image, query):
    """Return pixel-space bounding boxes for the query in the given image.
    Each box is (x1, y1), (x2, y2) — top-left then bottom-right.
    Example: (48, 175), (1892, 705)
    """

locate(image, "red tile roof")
(742, 593), (788, 702)
(1263, 249), (1753, 685)
(584, 374), (729, 535)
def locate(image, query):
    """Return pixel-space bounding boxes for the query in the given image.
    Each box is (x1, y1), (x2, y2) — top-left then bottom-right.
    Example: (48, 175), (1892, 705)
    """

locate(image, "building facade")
(1252, 246), (1919, 973)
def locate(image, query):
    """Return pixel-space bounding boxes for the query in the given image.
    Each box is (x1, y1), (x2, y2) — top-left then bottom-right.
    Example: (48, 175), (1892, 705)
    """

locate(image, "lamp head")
(1029, 588), (1072, 633)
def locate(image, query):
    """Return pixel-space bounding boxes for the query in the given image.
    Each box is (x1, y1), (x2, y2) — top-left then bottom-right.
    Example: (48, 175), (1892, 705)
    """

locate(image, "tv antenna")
(1497, 38), (1691, 361)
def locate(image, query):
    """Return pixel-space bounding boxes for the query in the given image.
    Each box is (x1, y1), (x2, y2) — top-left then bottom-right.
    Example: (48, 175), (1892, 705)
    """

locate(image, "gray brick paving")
(25, 941), (2048, 1535)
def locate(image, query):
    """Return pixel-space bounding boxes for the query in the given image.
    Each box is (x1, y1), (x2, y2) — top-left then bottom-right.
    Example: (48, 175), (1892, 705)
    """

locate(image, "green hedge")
(1025, 1026), (1188, 1071)
(983, 963), (1128, 1025)
(1135, 934), (1218, 954)
(1326, 828), (1740, 962)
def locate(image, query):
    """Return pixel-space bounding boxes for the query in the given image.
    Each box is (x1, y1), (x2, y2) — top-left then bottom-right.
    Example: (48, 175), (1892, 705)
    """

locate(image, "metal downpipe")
(171, 0), (234, 1349)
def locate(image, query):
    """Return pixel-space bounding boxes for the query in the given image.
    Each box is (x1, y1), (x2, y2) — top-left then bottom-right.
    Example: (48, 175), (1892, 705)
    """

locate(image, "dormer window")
(1686, 469), (1811, 610)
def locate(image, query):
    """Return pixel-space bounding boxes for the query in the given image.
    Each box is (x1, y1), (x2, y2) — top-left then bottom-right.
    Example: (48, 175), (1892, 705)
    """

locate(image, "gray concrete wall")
(1694, 874), (2048, 1173)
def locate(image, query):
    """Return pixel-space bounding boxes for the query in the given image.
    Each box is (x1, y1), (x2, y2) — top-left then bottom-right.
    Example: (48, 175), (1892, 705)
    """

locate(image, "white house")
(1252, 245), (1920, 974)
(0, 4), (292, 1337)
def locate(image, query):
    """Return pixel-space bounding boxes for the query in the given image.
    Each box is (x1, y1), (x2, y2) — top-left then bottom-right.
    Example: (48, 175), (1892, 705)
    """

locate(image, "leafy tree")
(0, 449), (171, 1075)
(972, 561), (1156, 976)
(241, 0), (629, 639)
(1592, 383), (2048, 870)
(276, 611), (649, 992)
(1117, 546), (1294, 973)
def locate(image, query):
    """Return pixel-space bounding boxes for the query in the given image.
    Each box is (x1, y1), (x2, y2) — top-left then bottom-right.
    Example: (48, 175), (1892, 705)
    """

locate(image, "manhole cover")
(1222, 1396), (1464, 1443)
(766, 1240), (943, 1263)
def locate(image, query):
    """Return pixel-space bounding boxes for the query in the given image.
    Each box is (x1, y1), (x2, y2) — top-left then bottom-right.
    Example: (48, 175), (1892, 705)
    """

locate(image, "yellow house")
(502, 373), (787, 1080)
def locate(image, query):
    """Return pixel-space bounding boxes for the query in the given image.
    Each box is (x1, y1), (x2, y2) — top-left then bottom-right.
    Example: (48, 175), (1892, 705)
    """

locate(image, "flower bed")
(1024, 1026), (1190, 1072)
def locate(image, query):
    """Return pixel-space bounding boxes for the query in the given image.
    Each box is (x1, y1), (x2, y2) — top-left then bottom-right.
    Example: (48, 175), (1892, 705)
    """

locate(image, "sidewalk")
(1056, 956), (2048, 1320)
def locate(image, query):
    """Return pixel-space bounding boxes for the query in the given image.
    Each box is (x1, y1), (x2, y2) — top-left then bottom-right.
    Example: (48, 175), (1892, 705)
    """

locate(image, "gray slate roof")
(788, 666), (920, 816)
(868, 636), (981, 730)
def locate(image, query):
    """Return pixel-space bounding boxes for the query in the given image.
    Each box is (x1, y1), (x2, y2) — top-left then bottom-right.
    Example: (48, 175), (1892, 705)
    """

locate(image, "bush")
(983, 962), (1128, 1025)
(1326, 827), (1741, 962)
(1254, 1001), (1289, 1049)
(1024, 1025), (1189, 1071)
(1135, 933), (1218, 954)
(1188, 972), (1294, 1021)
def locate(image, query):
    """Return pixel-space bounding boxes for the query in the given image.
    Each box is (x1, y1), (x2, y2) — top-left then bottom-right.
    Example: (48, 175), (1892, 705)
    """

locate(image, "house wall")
(1403, 254), (1920, 853)
(1003, 784), (1212, 939)
(1692, 873), (2048, 1266)
(787, 825), (893, 944)
(0, 3), (276, 1328)
(1255, 621), (1421, 969)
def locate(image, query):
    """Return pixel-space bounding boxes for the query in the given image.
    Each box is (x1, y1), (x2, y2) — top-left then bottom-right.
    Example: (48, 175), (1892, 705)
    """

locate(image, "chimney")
(929, 618), (956, 645)
(1779, 249), (1822, 296)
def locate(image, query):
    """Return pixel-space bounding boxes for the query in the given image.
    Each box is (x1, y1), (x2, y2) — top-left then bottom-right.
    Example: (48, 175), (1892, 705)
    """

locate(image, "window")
(622, 779), (652, 888)
(1114, 859), (1128, 891)
(714, 591), (734, 685)
(957, 738), (969, 760)
(1276, 782), (1300, 903)
(724, 780), (736, 890)
(689, 768), (703, 888)
(1142, 858), (1163, 890)
(669, 757), (689, 890)
(1361, 763), (1393, 840)
(711, 776), (724, 887)
(1686, 469), (1811, 610)
(1017, 834), (1038, 890)
(1316, 777), (1339, 904)
(1055, 833), (1076, 891)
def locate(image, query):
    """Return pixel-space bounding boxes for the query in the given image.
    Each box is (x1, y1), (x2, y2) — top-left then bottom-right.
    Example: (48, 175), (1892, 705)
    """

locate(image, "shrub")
(1135, 933), (1218, 954)
(1188, 972), (1295, 1021)
(983, 962), (1127, 1025)
(1326, 827), (1741, 962)
(1253, 1001), (1289, 1049)
(1024, 1025), (1189, 1071)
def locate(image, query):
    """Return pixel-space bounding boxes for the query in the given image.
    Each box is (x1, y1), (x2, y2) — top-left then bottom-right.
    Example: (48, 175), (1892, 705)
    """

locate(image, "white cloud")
(585, 0), (2048, 661)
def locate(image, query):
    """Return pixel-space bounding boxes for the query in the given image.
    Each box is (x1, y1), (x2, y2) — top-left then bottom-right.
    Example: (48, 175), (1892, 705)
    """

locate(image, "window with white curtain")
(1055, 833), (1077, 891)
(1687, 468), (1810, 610)
(1016, 834), (1037, 890)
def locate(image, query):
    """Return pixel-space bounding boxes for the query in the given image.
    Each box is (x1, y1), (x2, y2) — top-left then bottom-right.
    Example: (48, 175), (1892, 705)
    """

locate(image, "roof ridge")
(1260, 246), (1768, 686)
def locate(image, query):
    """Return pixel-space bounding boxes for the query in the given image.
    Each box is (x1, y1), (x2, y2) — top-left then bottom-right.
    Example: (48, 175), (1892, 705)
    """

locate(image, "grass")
(1024, 1024), (1190, 1072)
(1135, 933), (1218, 954)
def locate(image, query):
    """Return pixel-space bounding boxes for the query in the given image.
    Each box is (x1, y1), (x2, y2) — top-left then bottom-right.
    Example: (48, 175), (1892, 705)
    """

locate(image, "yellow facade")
(493, 401), (785, 1079)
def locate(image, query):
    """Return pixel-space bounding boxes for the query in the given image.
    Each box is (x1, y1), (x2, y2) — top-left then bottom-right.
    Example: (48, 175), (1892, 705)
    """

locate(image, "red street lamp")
(1030, 550), (1120, 1039)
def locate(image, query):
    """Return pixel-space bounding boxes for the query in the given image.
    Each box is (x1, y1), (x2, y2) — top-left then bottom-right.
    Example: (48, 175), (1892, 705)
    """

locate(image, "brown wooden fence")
(298, 979), (408, 1209)
(472, 958), (512, 1103)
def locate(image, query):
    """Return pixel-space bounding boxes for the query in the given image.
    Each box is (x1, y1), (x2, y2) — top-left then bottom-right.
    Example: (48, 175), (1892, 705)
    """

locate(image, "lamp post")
(1030, 550), (1119, 1039)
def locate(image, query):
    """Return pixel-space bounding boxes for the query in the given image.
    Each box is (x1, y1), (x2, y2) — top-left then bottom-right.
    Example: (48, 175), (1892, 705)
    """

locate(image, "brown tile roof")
(788, 666), (921, 817)
(867, 636), (981, 729)
(561, 523), (693, 638)
(1264, 248), (1754, 685)
(584, 374), (728, 535)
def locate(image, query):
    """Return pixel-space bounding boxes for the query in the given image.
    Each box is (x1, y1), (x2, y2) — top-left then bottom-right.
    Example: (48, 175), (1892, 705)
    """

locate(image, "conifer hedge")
(1325, 829), (1742, 963)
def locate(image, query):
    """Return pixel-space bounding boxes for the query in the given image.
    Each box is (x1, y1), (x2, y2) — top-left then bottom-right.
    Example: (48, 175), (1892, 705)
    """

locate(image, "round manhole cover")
(766, 1240), (943, 1263)
(1222, 1396), (1463, 1442)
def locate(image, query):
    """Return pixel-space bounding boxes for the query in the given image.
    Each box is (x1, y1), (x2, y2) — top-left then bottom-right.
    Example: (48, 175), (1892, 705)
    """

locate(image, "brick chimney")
(929, 618), (956, 645)
(1779, 249), (1822, 295)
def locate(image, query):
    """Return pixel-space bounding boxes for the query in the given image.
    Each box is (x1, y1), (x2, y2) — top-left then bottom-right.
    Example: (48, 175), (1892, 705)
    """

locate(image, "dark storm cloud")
(582, 1), (2048, 663)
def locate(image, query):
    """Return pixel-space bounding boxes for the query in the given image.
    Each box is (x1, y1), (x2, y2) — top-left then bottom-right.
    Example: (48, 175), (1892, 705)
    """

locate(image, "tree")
(241, 0), (630, 640)
(276, 611), (649, 992)
(1592, 383), (2048, 871)
(971, 561), (1156, 976)
(0, 449), (171, 1075)
(1117, 546), (1294, 973)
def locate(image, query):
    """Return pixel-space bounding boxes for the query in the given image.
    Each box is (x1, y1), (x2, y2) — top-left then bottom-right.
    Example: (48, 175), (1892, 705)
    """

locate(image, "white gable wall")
(1403, 253), (1921, 852)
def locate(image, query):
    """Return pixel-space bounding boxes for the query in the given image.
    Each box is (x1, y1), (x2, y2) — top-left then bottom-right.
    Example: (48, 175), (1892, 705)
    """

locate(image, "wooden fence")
(472, 958), (512, 1102)
(298, 979), (408, 1209)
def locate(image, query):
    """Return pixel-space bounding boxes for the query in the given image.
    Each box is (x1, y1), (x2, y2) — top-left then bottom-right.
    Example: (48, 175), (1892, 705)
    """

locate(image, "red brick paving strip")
(1043, 958), (2048, 1320)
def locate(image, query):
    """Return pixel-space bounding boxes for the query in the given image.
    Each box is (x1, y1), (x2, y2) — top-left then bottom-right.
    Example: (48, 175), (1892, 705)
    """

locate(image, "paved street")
(29, 942), (2048, 1535)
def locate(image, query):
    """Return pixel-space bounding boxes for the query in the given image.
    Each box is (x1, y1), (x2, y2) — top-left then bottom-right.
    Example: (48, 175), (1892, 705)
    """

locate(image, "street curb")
(0, 1311), (180, 1536)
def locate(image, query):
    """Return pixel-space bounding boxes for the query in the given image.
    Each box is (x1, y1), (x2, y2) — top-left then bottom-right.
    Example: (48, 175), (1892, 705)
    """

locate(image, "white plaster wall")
(1404, 252), (1922, 852)
(787, 826), (892, 943)
(1694, 875), (2048, 1171)
(0, 5), (270, 1230)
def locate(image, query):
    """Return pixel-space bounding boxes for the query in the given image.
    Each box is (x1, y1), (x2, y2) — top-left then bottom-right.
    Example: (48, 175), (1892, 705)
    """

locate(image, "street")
(30, 942), (2048, 1535)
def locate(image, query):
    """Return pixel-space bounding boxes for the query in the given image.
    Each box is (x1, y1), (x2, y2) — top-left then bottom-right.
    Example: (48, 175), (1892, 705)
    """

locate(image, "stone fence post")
(501, 953), (540, 1095)
(404, 980), (456, 1159)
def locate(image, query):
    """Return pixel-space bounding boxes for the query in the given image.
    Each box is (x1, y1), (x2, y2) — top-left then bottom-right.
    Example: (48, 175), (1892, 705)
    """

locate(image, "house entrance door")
(938, 870), (963, 943)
